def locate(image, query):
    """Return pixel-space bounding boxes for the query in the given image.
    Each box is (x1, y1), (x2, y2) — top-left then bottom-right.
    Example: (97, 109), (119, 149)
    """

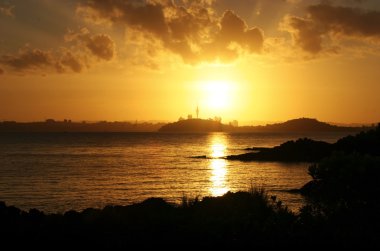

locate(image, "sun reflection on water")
(209, 133), (229, 196)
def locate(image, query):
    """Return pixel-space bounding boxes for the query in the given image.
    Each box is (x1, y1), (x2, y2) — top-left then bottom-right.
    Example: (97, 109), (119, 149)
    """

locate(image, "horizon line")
(0, 117), (376, 127)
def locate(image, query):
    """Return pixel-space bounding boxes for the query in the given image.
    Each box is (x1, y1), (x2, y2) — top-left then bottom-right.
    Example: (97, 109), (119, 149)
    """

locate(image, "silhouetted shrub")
(335, 123), (380, 156)
(0, 190), (297, 248)
(299, 152), (380, 247)
(301, 153), (380, 205)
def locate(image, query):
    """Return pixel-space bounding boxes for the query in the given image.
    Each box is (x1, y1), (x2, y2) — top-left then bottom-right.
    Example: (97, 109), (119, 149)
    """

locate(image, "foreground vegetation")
(1, 189), (296, 248)
(298, 153), (380, 247)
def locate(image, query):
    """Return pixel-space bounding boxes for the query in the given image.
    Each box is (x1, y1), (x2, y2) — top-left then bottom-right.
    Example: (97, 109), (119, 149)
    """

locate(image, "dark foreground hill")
(2, 183), (380, 248)
(2, 185), (380, 248)
(0, 190), (297, 248)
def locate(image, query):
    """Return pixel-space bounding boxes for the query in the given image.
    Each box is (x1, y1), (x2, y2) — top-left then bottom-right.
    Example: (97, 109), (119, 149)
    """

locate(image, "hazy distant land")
(0, 118), (369, 133)
(159, 117), (367, 133)
(0, 120), (165, 132)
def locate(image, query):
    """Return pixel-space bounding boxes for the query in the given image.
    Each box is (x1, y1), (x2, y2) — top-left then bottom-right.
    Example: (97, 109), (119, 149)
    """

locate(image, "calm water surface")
(0, 132), (351, 212)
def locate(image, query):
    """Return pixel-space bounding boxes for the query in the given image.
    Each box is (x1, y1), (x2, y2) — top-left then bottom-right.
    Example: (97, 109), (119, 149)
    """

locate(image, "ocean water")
(0, 131), (352, 213)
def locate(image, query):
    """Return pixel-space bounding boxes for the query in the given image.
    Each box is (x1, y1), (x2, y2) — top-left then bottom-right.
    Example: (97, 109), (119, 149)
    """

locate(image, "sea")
(0, 131), (353, 213)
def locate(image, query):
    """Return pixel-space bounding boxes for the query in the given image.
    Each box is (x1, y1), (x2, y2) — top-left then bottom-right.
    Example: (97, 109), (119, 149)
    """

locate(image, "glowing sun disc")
(202, 80), (233, 109)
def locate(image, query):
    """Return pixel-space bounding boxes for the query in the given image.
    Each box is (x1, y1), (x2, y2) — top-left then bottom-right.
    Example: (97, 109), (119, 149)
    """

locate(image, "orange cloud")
(78, 0), (264, 64)
(0, 47), (54, 72)
(0, 29), (116, 75)
(0, 46), (86, 74)
(66, 29), (116, 61)
(308, 4), (380, 38)
(218, 10), (263, 53)
(56, 51), (85, 73)
(0, 3), (14, 17)
(86, 34), (115, 61)
(282, 4), (380, 54)
(281, 15), (323, 54)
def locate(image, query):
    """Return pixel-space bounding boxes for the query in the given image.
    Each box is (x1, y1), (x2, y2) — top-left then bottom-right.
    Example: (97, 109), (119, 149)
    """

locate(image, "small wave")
(6, 153), (124, 158)
(243, 147), (270, 151)
(188, 155), (227, 159)
(188, 155), (208, 159)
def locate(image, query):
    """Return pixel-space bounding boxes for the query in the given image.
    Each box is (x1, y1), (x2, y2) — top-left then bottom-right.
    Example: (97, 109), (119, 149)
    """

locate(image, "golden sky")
(1, 0), (380, 124)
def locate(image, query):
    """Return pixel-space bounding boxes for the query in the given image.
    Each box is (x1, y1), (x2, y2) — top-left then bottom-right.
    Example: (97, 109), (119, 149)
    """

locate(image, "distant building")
(214, 116), (222, 123)
(229, 120), (238, 127)
(45, 119), (55, 123)
(187, 114), (193, 120)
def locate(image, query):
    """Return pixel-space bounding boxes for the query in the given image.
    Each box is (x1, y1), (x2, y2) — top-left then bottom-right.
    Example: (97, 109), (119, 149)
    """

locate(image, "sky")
(1, 0), (380, 124)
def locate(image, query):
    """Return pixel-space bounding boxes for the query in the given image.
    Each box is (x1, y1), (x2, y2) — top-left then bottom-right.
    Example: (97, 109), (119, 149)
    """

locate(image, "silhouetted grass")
(0, 188), (298, 248)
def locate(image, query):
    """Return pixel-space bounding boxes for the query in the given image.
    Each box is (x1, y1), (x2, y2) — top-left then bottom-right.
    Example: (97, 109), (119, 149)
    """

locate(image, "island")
(159, 117), (365, 133)
(158, 118), (226, 132)
(227, 123), (380, 162)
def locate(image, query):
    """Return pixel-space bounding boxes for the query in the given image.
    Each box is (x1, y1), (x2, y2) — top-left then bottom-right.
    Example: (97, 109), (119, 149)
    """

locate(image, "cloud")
(0, 29), (116, 75)
(85, 34), (115, 60)
(78, 0), (264, 64)
(0, 3), (14, 17)
(77, 0), (168, 37)
(218, 10), (263, 53)
(308, 4), (380, 38)
(65, 28), (115, 61)
(0, 47), (54, 71)
(0, 46), (88, 74)
(281, 15), (324, 54)
(56, 51), (85, 73)
(282, 4), (380, 54)
(0, 46), (86, 74)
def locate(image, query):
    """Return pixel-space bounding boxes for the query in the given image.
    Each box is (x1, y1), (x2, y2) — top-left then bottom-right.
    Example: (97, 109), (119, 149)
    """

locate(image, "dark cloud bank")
(0, 31), (115, 74)
(284, 4), (380, 54)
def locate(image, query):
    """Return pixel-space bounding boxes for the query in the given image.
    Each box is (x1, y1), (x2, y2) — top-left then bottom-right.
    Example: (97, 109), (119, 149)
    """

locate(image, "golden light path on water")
(209, 133), (230, 196)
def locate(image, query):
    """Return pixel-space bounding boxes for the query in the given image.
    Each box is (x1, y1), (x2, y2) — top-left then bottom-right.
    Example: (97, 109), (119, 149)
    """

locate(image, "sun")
(202, 80), (233, 110)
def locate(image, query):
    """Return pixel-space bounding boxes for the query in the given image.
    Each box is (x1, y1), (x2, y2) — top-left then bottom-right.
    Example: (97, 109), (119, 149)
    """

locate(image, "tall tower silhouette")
(196, 105), (199, 119)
